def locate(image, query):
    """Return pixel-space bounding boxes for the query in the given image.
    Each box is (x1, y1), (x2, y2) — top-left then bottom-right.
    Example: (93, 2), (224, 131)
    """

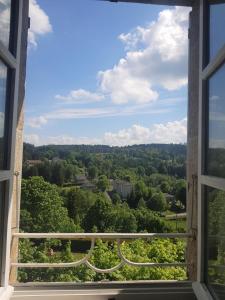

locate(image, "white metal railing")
(11, 232), (192, 273)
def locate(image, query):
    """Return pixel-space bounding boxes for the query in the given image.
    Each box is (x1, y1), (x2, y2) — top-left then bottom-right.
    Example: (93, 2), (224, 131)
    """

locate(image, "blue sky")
(24, 0), (190, 146)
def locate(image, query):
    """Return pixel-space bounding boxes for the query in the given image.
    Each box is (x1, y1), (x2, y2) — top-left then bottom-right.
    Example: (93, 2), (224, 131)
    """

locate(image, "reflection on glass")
(210, 2), (225, 60)
(0, 60), (7, 169)
(207, 63), (225, 178)
(0, 0), (11, 48)
(206, 187), (225, 300)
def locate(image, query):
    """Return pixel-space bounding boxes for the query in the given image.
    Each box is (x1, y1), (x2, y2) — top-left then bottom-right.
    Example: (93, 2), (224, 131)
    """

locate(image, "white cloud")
(25, 118), (187, 146)
(26, 103), (171, 128)
(27, 115), (48, 128)
(0, 0), (11, 47)
(55, 89), (104, 103)
(47, 135), (101, 145)
(24, 133), (40, 145)
(28, 0), (52, 47)
(102, 118), (187, 146)
(99, 66), (159, 104)
(99, 6), (190, 104)
(24, 133), (101, 146)
(147, 118), (187, 144)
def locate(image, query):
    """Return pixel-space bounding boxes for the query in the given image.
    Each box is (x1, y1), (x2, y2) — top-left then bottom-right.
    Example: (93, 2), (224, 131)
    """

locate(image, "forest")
(19, 143), (188, 282)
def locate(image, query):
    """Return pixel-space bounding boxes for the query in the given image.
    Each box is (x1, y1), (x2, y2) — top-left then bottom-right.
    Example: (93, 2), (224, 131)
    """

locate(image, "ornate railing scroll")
(11, 232), (192, 273)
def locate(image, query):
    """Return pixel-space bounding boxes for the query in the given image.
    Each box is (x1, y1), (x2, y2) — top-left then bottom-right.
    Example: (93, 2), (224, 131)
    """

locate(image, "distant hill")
(23, 143), (186, 161)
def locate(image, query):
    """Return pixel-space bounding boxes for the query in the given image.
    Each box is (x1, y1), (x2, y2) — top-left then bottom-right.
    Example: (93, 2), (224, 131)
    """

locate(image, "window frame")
(0, 0), (26, 293)
(1, 1), (225, 299)
(198, 0), (225, 299)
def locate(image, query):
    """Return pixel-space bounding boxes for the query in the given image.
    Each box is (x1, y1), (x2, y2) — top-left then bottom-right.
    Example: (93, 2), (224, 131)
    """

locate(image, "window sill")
(0, 285), (14, 300)
(11, 281), (196, 300)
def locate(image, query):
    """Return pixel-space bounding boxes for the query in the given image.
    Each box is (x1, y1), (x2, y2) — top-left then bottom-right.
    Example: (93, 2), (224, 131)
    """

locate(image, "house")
(75, 175), (88, 186)
(80, 182), (96, 191)
(75, 175), (96, 191)
(111, 179), (133, 198)
(166, 213), (187, 220)
(26, 160), (42, 167)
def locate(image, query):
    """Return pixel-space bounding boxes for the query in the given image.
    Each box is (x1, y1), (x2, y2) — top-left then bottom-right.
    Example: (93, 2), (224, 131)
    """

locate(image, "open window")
(0, 0), (225, 299)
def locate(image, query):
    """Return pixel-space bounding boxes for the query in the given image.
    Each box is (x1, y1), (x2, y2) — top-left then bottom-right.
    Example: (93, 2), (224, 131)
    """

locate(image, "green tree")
(82, 195), (113, 232)
(64, 187), (96, 223)
(147, 192), (168, 212)
(38, 160), (52, 182)
(21, 177), (75, 232)
(112, 205), (137, 232)
(51, 162), (65, 186)
(175, 180), (186, 208)
(137, 197), (146, 209)
(135, 208), (170, 233)
(111, 192), (121, 205)
(64, 164), (75, 182)
(88, 166), (98, 179)
(97, 175), (110, 192)
(160, 181), (171, 193)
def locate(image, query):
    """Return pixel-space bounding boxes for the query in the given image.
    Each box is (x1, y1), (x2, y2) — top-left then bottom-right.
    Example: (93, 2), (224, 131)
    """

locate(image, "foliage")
(82, 195), (113, 232)
(147, 192), (168, 212)
(19, 143), (188, 282)
(175, 179), (187, 208)
(18, 238), (187, 283)
(97, 175), (110, 192)
(62, 187), (96, 223)
(20, 177), (76, 233)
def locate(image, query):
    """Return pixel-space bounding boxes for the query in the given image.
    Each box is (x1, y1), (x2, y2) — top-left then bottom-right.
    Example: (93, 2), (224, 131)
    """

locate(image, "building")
(75, 175), (88, 186)
(0, 0), (224, 299)
(75, 175), (96, 191)
(80, 182), (96, 191)
(25, 160), (42, 167)
(111, 179), (133, 198)
(166, 213), (187, 220)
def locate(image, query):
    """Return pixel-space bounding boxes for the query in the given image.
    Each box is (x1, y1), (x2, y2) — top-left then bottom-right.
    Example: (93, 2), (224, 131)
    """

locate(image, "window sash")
(0, 0), (22, 288)
(198, 1), (225, 299)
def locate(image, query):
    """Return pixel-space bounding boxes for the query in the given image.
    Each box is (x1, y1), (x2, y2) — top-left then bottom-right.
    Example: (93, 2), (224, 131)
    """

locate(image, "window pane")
(206, 187), (225, 300)
(0, 0), (11, 49)
(210, 2), (225, 60)
(0, 60), (8, 169)
(206, 63), (225, 178)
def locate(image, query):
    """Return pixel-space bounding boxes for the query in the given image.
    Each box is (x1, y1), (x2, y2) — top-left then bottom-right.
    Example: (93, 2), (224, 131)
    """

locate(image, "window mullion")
(0, 172), (11, 182)
(0, 42), (17, 69)
(201, 175), (225, 192)
(202, 44), (225, 80)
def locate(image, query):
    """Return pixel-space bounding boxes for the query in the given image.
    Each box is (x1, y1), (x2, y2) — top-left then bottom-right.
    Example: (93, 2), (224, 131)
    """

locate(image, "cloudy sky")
(24, 0), (190, 146)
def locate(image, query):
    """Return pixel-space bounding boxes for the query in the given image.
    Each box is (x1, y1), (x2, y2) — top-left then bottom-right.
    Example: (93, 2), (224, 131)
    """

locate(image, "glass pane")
(210, 2), (225, 60)
(206, 63), (225, 178)
(0, 60), (8, 169)
(0, 0), (11, 49)
(206, 187), (225, 300)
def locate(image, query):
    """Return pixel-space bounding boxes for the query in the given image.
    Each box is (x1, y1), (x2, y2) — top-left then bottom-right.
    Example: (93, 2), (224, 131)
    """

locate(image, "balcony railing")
(11, 232), (192, 274)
